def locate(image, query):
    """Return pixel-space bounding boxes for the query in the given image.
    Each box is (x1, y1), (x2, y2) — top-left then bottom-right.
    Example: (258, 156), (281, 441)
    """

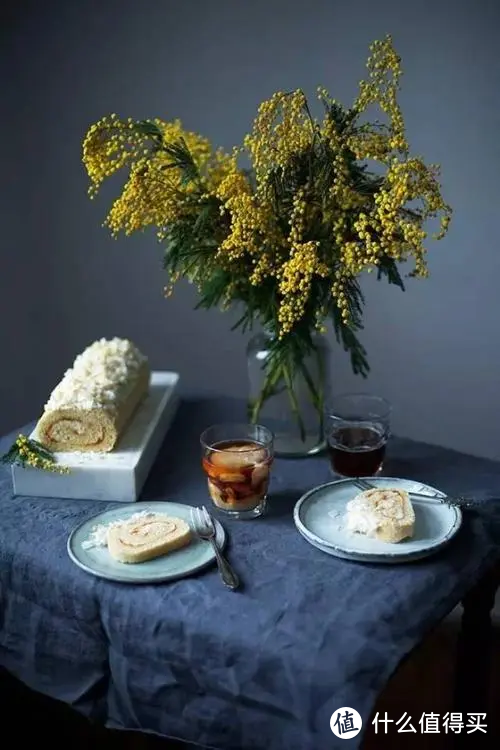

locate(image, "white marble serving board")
(11, 371), (180, 502)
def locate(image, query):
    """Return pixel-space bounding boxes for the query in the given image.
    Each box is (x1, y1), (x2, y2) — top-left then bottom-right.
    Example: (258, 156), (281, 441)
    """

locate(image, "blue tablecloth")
(1, 397), (500, 750)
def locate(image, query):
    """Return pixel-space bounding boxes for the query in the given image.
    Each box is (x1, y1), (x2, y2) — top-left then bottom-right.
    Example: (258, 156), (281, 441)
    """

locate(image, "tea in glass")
(325, 394), (391, 477)
(200, 424), (274, 519)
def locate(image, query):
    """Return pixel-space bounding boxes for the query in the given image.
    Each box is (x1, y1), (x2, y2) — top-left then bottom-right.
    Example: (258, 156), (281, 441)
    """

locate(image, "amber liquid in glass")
(202, 439), (273, 511)
(327, 424), (387, 477)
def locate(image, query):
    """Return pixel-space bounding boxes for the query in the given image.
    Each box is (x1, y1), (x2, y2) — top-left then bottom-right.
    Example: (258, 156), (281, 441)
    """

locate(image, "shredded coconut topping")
(348, 489), (407, 520)
(44, 337), (147, 412)
(345, 488), (408, 536)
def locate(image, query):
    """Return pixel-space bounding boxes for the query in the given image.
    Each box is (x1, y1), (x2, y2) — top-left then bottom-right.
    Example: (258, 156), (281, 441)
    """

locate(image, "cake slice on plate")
(345, 487), (415, 543)
(107, 514), (192, 563)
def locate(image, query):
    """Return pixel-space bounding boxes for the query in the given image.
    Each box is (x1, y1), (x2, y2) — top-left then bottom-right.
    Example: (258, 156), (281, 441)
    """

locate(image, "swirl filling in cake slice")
(107, 514), (192, 563)
(345, 488), (415, 543)
(36, 337), (149, 452)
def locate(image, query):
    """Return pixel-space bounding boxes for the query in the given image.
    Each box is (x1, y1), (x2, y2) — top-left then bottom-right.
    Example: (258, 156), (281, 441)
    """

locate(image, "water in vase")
(246, 332), (329, 457)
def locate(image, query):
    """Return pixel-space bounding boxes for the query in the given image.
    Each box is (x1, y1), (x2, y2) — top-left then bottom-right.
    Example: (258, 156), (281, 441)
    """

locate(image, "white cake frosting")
(44, 337), (147, 413)
(345, 503), (381, 536)
(346, 490), (406, 533)
(345, 488), (414, 544)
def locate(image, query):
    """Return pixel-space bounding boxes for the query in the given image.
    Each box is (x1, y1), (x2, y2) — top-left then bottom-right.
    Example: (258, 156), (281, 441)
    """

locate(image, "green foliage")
(0, 435), (70, 473)
(83, 37), (452, 439)
(157, 129), (398, 381)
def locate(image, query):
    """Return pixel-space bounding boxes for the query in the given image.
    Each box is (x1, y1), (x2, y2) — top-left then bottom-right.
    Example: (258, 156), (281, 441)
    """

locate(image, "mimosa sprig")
(82, 35), (451, 429)
(1, 434), (70, 474)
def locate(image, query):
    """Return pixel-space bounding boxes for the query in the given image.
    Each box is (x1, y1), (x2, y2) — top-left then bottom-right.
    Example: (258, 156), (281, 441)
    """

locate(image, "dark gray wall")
(1, 0), (499, 459)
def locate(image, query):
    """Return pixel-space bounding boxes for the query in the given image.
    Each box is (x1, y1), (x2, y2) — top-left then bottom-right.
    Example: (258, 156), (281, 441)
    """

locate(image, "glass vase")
(246, 331), (330, 457)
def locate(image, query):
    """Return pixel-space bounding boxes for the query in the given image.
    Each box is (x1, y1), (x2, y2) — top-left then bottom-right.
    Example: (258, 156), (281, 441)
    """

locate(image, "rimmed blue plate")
(68, 501), (226, 583)
(293, 476), (462, 564)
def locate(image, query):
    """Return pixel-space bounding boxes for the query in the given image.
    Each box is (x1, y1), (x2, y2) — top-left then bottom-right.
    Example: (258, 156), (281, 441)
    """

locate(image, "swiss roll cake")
(345, 487), (415, 543)
(36, 337), (149, 452)
(107, 514), (192, 563)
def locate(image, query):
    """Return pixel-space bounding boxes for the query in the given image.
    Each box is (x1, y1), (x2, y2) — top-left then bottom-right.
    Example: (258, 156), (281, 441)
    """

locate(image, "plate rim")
(293, 477), (462, 563)
(295, 523), (461, 565)
(67, 500), (226, 584)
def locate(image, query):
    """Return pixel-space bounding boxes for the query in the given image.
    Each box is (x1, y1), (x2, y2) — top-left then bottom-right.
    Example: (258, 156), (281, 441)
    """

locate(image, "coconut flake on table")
(81, 511), (155, 549)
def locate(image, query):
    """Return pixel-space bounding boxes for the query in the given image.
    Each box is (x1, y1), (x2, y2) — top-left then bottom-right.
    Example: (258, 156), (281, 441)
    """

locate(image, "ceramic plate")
(293, 477), (462, 564)
(68, 501), (226, 583)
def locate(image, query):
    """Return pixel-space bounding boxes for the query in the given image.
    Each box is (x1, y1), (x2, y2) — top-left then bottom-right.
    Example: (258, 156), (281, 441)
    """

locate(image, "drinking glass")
(325, 394), (391, 477)
(200, 423), (274, 519)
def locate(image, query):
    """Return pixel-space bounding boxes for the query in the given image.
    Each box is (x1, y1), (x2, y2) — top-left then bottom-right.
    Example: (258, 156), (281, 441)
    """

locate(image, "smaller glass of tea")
(325, 394), (391, 478)
(200, 423), (274, 519)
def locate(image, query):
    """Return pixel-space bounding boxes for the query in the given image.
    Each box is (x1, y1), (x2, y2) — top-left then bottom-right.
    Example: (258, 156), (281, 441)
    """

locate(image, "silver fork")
(190, 506), (240, 590)
(351, 477), (478, 510)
